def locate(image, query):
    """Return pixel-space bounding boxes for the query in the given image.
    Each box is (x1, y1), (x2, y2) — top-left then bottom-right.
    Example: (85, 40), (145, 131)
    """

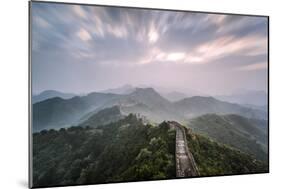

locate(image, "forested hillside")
(184, 127), (268, 175)
(187, 114), (268, 161)
(33, 114), (176, 187)
(33, 114), (268, 187)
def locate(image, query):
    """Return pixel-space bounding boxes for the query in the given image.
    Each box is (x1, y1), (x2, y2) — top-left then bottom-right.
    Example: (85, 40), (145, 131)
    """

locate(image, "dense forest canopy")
(33, 114), (268, 187)
(33, 114), (176, 187)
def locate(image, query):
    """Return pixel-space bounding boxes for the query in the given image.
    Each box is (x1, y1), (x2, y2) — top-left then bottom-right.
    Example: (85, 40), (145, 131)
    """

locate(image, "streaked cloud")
(237, 62), (267, 71)
(77, 28), (92, 41)
(148, 24), (159, 43)
(34, 16), (51, 28)
(206, 14), (227, 25)
(182, 34), (267, 64)
(72, 5), (87, 19)
(107, 25), (128, 38)
(31, 2), (268, 94)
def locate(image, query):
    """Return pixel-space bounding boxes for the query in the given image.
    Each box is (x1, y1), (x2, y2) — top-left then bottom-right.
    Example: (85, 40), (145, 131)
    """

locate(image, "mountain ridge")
(174, 96), (266, 120)
(32, 90), (76, 104)
(33, 87), (267, 132)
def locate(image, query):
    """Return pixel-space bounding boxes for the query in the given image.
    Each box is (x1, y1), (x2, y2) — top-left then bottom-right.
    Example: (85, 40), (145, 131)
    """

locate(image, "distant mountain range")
(32, 90), (76, 104)
(99, 84), (207, 102)
(32, 87), (267, 132)
(174, 96), (266, 119)
(162, 91), (188, 102)
(215, 90), (268, 106)
(34, 88), (268, 107)
(99, 84), (136, 94)
(32, 92), (121, 132)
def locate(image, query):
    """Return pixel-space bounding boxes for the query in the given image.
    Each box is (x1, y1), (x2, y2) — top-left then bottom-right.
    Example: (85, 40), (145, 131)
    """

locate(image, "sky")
(31, 2), (268, 95)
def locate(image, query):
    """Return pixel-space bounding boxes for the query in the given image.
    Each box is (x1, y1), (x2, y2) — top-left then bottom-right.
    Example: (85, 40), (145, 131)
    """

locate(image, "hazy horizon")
(32, 2), (268, 96)
(33, 83), (268, 97)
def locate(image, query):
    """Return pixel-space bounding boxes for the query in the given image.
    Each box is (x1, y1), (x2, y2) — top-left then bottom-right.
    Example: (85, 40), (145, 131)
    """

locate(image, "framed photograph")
(29, 1), (269, 188)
